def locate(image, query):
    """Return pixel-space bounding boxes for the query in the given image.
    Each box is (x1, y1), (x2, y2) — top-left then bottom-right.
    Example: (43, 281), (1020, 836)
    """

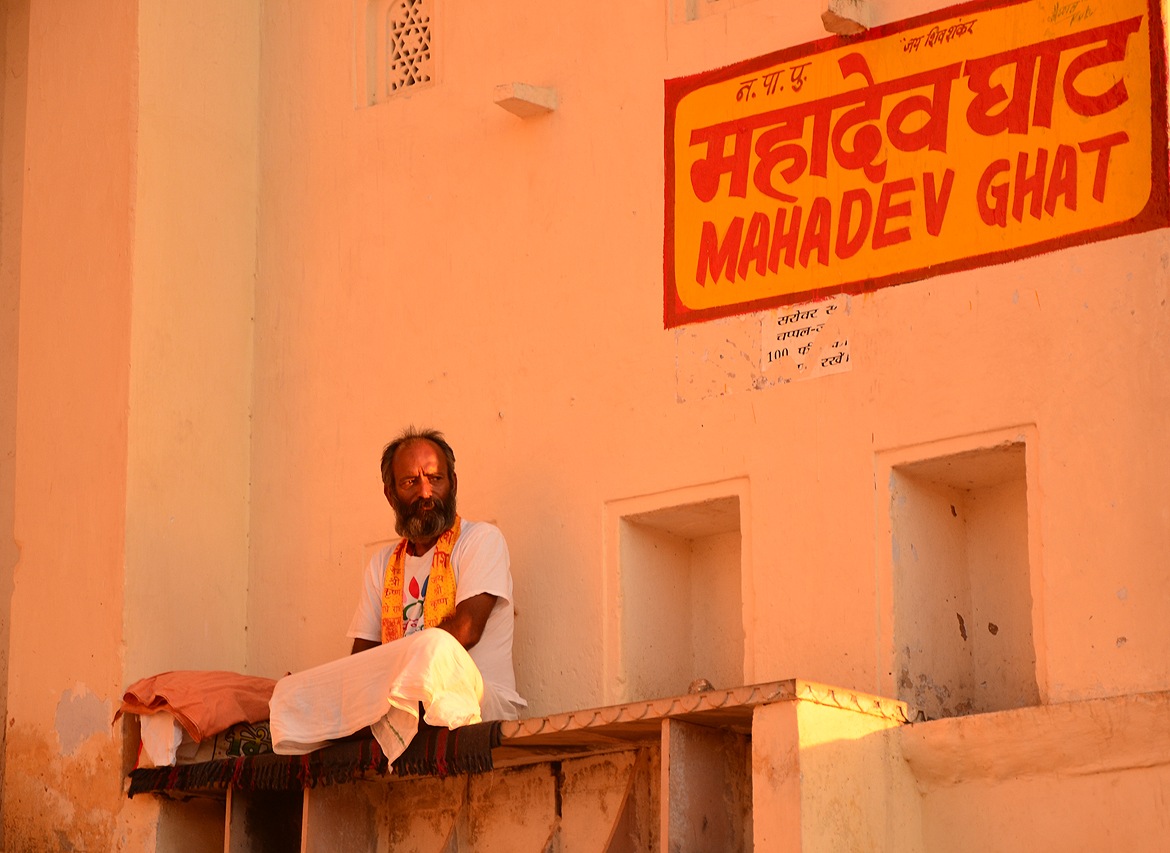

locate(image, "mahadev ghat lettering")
(663, 0), (1168, 328)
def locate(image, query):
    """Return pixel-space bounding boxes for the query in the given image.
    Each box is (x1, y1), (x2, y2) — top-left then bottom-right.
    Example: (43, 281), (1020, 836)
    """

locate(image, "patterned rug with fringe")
(127, 719), (503, 796)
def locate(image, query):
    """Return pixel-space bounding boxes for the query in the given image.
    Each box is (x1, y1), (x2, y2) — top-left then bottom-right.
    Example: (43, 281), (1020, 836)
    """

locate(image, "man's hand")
(351, 638), (380, 655)
(438, 593), (497, 649)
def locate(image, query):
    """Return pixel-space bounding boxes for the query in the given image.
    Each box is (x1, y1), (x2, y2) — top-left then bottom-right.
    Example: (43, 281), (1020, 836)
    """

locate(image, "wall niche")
(605, 481), (751, 705)
(889, 440), (1041, 719)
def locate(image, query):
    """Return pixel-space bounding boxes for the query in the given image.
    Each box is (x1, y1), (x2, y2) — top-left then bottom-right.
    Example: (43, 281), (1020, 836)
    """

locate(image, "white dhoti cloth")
(268, 629), (483, 762)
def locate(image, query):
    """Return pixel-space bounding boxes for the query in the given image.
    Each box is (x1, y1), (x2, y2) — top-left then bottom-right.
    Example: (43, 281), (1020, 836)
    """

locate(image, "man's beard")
(392, 491), (457, 544)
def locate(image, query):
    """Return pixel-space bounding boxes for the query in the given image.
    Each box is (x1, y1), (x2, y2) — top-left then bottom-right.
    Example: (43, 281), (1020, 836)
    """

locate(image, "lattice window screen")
(366, 0), (434, 105)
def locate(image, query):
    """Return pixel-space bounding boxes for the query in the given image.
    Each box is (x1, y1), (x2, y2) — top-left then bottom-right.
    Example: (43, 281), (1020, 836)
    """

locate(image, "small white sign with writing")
(761, 294), (851, 381)
(673, 294), (853, 402)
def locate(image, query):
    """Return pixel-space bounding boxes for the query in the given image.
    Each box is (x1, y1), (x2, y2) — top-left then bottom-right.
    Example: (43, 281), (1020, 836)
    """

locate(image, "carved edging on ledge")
(499, 679), (908, 740)
(793, 680), (911, 724)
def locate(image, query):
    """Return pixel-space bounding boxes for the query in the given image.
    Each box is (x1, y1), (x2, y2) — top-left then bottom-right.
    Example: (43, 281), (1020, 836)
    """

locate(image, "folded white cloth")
(138, 711), (186, 768)
(268, 629), (484, 762)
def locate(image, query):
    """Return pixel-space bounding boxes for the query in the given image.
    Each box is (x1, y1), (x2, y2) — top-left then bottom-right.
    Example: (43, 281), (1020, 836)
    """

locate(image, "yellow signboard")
(664, 0), (1167, 327)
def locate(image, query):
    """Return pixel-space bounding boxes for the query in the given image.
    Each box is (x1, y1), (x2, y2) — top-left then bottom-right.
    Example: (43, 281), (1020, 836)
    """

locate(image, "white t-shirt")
(347, 520), (526, 720)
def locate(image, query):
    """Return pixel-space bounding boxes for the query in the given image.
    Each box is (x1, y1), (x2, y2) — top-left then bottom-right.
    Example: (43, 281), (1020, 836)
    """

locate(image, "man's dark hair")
(380, 427), (457, 491)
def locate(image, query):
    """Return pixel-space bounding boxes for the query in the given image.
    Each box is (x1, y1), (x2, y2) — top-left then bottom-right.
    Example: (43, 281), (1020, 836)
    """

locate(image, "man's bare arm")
(438, 593), (497, 650)
(351, 637), (380, 655)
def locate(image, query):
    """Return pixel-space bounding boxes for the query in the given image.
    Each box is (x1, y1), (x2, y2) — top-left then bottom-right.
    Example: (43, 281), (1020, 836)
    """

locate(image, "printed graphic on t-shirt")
(402, 567), (430, 635)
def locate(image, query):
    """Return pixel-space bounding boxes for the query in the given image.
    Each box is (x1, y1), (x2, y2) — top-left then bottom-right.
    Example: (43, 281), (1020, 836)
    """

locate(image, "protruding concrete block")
(494, 83), (558, 118)
(822, 0), (873, 34)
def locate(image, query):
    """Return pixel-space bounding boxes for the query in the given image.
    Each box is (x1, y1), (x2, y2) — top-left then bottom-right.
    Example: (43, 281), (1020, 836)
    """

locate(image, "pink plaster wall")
(123, 0), (258, 683)
(0, 0), (1166, 848)
(4, 0), (137, 846)
(246, 0), (1170, 719)
(0, 0), (30, 828)
(3, 0), (259, 843)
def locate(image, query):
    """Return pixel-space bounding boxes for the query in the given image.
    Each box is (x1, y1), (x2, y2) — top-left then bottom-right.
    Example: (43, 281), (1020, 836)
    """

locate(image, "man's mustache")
(408, 496), (441, 515)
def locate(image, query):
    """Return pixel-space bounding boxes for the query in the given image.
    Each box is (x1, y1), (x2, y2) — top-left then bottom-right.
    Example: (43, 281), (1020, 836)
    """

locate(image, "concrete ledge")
(502, 679), (906, 739)
(900, 689), (1170, 786)
(493, 83), (557, 118)
(495, 680), (908, 767)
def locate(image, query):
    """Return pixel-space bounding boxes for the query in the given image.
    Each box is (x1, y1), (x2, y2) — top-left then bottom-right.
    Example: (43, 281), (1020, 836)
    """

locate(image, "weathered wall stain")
(4, 722), (125, 853)
(55, 686), (112, 757)
(898, 663), (978, 719)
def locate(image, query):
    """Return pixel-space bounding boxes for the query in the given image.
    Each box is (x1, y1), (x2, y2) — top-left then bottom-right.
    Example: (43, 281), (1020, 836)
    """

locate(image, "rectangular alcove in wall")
(604, 480), (753, 705)
(877, 428), (1046, 719)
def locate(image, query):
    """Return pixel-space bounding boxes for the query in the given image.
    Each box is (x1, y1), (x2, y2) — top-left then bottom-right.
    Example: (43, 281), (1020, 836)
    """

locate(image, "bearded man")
(345, 427), (527, 721)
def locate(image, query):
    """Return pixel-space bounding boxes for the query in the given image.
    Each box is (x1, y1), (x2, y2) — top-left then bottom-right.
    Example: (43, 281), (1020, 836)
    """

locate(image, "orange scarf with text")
(380, 516), (461, 643)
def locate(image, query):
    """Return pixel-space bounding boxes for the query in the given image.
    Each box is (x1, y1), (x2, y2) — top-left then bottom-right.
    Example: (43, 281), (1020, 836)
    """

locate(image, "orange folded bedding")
(116, 671), (277, 742)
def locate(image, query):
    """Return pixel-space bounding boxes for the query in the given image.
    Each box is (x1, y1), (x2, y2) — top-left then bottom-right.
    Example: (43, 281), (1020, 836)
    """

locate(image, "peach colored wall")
(247, 0), (1170, 721)
(902, 690), (1170, 851)
(123, 0), (258, 681)
(2, 0), (259, 846)
(0, 0), (29, 832)
(921, 765), (1170, 850)
(1, 0), (1166, 847)
(4, 0), (137, 847)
